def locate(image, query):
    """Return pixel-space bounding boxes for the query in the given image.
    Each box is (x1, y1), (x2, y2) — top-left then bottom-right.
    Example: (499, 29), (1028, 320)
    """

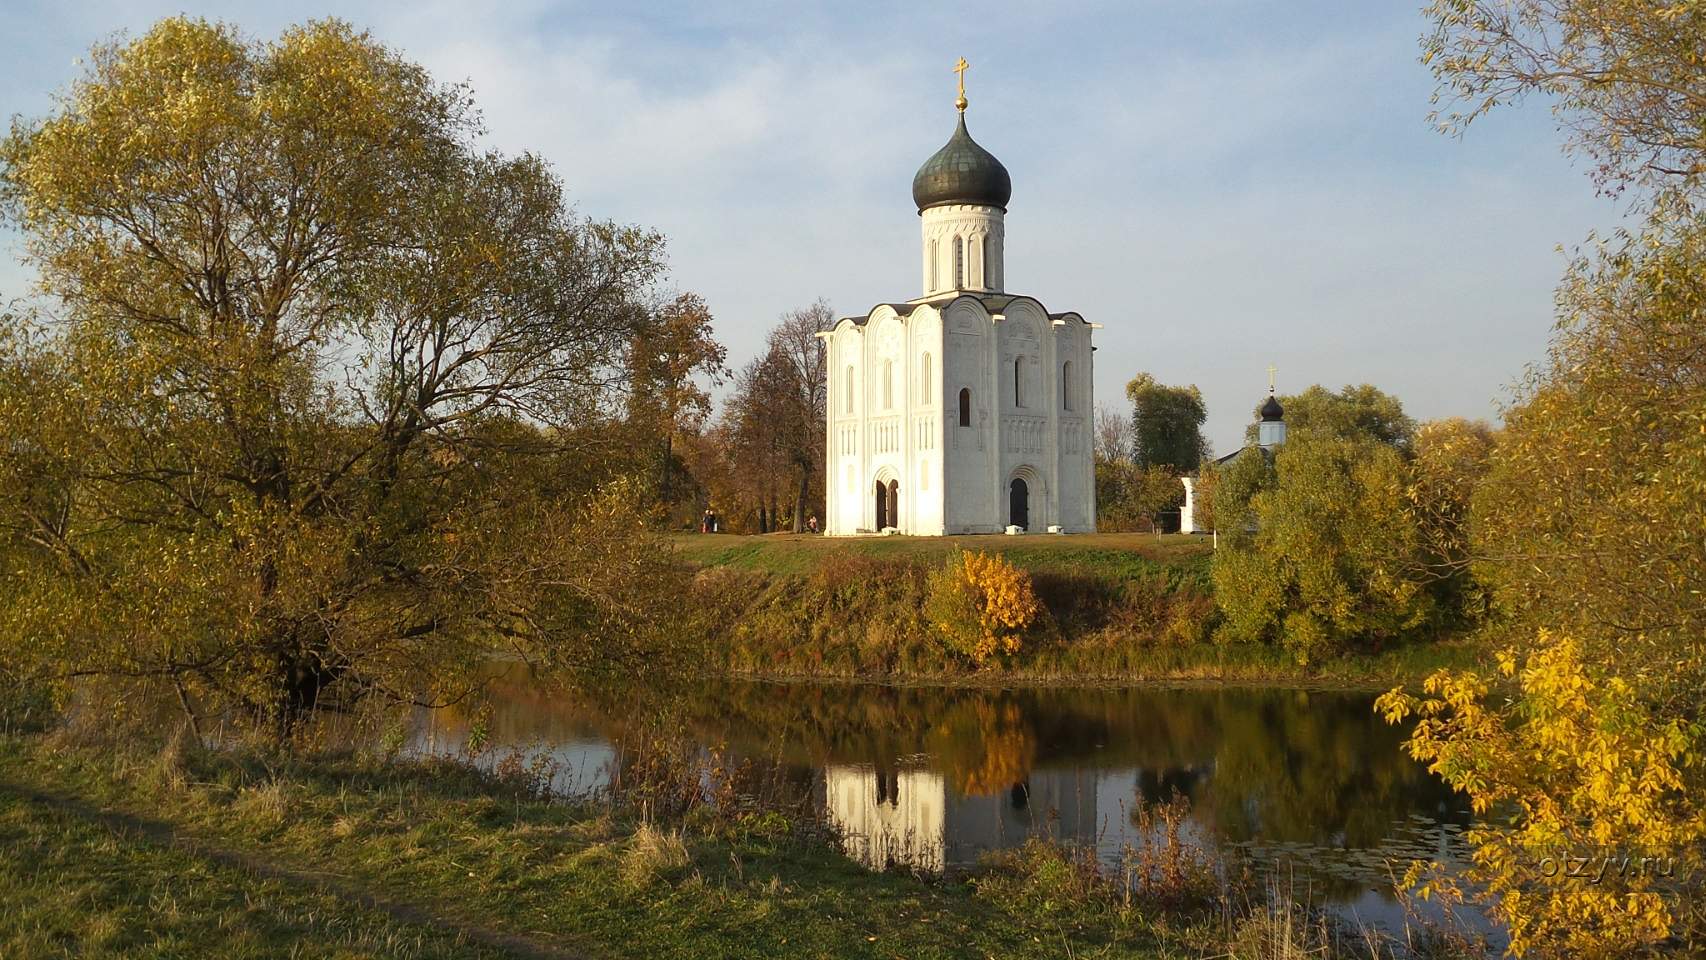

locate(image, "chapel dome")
(911, 114), (1012, 212)
(1259, 394), (1284, 423)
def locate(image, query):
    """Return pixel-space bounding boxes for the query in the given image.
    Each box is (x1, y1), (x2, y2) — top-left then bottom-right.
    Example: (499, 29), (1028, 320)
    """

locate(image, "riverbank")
(678, 533), (1488, 690)
(0, 732), (1441, 960)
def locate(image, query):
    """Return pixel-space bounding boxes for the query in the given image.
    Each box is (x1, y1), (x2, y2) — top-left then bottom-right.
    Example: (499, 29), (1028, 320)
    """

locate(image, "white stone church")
(820, 78), (1097, 536)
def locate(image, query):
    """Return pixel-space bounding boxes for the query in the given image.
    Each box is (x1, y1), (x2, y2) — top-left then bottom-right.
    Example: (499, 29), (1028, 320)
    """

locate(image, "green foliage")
(1213, 437), (1436, 662)
(1124, 373), (1209, 471)
(1095, 459), (1184, 532)
(1246, 384), (1416, 449)
(1207, 447), (1275, 548)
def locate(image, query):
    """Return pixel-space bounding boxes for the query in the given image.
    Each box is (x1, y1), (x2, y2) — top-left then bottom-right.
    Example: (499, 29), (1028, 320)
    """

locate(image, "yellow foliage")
(1377, 632), (1706, 957)
(925, 550), (1044, 665)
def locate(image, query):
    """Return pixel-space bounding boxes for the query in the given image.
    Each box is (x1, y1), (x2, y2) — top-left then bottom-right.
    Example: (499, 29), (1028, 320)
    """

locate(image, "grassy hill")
(672, 532), (1480, 688)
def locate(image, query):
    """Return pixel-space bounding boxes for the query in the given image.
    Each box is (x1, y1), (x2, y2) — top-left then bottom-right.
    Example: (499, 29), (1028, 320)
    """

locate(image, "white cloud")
(1, 1), (1620, 451)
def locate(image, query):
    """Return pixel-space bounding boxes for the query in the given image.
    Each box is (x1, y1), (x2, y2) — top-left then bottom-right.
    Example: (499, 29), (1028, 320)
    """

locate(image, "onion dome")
(911, 114), (1012, 213)
(1260, 393), (1284, 423)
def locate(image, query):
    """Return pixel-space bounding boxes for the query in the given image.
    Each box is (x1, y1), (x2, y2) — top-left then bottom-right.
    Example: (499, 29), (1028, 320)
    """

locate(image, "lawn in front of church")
(671, 530), (1212, 577)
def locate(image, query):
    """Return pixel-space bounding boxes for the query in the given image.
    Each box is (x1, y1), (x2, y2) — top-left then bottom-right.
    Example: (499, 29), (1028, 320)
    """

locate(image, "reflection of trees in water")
(436, 672), (1470, 870)
(689, 683), (1470, 856)
(928, 700), (1037, 797)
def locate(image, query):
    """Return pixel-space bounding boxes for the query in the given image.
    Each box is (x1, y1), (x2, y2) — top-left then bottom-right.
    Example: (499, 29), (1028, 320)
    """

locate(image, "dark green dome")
(1260, 394), (1284, 422)
(911, 114), (1011, 213)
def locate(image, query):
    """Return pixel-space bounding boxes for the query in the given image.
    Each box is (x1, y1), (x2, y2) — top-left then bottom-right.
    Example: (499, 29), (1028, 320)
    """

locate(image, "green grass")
(0, 768), (518, 959)
(670, 531), (1213, 577)
(0, 734), (1213, 960)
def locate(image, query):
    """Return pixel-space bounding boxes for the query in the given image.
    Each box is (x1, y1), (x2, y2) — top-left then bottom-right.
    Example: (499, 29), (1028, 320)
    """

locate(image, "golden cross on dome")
(953, 57), (970, 112)
(1267, 364), (1278, 392)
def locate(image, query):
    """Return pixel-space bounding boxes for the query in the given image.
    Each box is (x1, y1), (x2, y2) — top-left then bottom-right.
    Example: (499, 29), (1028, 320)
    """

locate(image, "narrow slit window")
(958, 388), (971, 427)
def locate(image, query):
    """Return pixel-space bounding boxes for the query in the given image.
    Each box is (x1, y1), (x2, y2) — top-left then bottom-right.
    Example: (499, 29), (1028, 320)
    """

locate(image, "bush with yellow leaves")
(1377, 632), (1706, 958)
(925, 550), (1046, 666)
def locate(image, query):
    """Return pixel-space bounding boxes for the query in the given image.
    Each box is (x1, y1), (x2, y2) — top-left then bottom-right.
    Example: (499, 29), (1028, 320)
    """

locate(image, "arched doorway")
(875, 478), (900, 531)
(1009, 477), (1029, 530)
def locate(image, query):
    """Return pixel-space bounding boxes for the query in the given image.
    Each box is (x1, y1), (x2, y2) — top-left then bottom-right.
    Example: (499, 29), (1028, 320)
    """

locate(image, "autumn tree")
(624, 292), (727, 516)
(0, 18), (691, 739)
(1406, 417), (1494, 624)
(714, 302), (829, 533)
(1380, 5), (1706, 953)
(766, 302), (830, 532)
(1423, 0), (1706, 212)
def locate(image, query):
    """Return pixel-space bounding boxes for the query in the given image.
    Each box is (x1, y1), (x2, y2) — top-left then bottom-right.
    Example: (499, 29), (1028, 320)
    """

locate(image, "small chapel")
(820, 60), (1098, 536)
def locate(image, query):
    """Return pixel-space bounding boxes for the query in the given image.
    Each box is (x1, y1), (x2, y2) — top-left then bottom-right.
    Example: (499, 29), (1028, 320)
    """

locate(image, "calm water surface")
(407, 667), (1481, 937)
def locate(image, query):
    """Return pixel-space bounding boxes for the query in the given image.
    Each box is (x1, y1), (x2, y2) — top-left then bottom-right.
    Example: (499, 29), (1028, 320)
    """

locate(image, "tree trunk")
(793, 462), (808, 533)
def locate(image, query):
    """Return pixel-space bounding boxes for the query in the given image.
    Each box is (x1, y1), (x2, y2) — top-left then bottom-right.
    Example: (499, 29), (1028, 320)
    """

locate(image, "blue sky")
(1, 1), (1619, 452)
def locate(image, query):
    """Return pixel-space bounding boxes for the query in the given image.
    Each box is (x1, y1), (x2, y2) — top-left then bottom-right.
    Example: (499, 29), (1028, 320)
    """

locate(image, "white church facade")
(820, 67), (1098, 536)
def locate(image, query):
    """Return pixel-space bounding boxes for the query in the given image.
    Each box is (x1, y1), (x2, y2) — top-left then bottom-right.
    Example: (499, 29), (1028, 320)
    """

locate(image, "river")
(405, 666), (1483, 939)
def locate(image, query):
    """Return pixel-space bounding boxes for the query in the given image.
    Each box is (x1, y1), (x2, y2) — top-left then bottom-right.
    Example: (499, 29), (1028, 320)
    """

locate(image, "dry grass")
(231, 778), (289, 827)
(620, 822), (692, 888)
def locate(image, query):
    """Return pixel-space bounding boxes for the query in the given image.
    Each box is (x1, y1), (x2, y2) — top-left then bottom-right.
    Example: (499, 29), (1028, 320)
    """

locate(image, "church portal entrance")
(1009, 478), (1029, 530)
(875, 479), (900, 531)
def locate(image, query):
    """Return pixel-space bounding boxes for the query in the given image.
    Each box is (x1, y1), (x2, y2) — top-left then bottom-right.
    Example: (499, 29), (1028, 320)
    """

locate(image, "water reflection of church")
(824, 761), (1112, 872)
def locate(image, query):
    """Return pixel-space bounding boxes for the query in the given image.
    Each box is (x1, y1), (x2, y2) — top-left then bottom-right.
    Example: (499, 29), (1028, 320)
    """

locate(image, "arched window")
(953, 236), (964, 288)
(844, 366), (854, 413)
(958, 388), (971, 427)
(928, 239), (938, 290)
(920, 352), (932, 400)
(883, 359), (893, 409)
(1014, 358), (1024, 408)
(1062, 360), (1073, 410)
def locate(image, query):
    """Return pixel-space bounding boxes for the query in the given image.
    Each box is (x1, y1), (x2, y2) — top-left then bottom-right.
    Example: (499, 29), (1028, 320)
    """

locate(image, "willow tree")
(0, 18), (688, 738)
